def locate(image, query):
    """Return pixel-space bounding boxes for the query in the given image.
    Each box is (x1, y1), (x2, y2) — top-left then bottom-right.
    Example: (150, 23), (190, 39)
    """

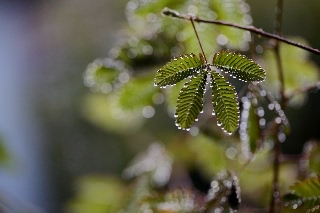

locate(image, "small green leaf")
(211, 71), (239, 134)
(240, 95), (261, 157)
(175, 73), (207, 130)
(213, 50), (266, 82)
(164, 80), (186, 114)
(154, 53), (204, 87)
(283, 177), (320, 212)
(291, 177), (320, 197)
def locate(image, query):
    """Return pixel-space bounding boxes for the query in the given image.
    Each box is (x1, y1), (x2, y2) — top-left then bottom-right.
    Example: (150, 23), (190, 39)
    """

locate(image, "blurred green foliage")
(67, 0), (320, 212)
(261, 37), (319, 106)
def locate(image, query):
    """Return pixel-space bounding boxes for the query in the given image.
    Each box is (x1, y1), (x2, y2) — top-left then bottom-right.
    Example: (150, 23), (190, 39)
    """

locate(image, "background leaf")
(210, 0), (252, 49)
(213, 50), (266, 82)
(81, 94), (144, 134)
(175, 73), (207, 130)
(283, 177), (320, 212)
(211, 71), (240, 134)
(66, 175), (126, 213)
(118, 73), (160, 111)
(261, 37), (319, 106)
(240, 95), (262, 157)
(84, 58), (130, 93)
(154, 53), (204, 87)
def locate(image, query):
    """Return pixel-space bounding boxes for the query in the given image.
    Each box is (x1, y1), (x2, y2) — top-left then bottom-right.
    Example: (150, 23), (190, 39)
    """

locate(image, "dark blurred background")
(0, 0), (319, 212)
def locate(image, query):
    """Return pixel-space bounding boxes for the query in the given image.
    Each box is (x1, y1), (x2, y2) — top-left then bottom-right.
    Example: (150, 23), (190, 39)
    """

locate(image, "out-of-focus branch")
(163, 8), (320, 55)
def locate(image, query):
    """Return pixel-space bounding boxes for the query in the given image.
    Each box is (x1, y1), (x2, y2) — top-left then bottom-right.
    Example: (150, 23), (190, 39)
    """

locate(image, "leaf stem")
(189, 17), (207, 64)
(162, 8), (320, 55)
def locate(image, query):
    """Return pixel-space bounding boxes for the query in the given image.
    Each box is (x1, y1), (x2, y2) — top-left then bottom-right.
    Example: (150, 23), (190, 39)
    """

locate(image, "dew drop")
(142, 106), (155, 118)
(259, 118), (266, 127)
(260, 89), (266, 97)
(278, 132), (286, 142)
(189, 126), (199, 136)
(275, 117), (282, 124)
(268, 103), (275, 110)
(257, 107), (265, 117)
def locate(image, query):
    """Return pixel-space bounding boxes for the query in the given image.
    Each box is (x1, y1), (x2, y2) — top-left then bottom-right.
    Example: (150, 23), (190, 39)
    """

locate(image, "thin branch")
(189, 17), (207, 63)
(270, 1), (284, 212)
(163, 8), (320, 55)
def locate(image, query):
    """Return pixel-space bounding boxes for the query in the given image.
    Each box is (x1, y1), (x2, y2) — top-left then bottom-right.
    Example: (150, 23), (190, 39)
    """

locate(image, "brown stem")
(162, 8), (320, 55)
(269, 1), (284, 212)
(190, 17), (208, 63)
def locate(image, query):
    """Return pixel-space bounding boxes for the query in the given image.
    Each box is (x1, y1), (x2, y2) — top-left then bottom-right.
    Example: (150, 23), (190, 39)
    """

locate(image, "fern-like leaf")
(175, 73), (207, 130)
(211, 71), (239, 134)
(154, 53), (204, 87)
(283, 177), (320, 212)
(213, 50), (266, 82)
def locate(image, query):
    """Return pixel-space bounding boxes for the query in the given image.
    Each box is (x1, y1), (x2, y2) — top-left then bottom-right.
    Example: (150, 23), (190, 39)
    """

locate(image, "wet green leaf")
(154, 53), (204, 87)
(213, 50), (266, 82)
(211, 71), (240, 134)
(175, 73), (207, 130)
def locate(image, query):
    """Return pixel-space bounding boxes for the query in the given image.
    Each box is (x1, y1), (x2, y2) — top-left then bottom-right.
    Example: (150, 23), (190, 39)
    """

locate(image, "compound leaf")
(213, 50), (266, 82)
(154, 53), (204, 87)
(175, 73), (207, 130)
(283, 177), (320, 212)
(211, 71), (239, 134)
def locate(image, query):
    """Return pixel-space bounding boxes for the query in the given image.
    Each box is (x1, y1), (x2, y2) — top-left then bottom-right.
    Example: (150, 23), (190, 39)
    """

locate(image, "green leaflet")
(175, 73), (207, 130)
(240, 95), (261, 157)
(211, 71), (240, 134)
(213, 50), (266, 82)
(154, 53), (204, 87)
(283, 177), (320, 212)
